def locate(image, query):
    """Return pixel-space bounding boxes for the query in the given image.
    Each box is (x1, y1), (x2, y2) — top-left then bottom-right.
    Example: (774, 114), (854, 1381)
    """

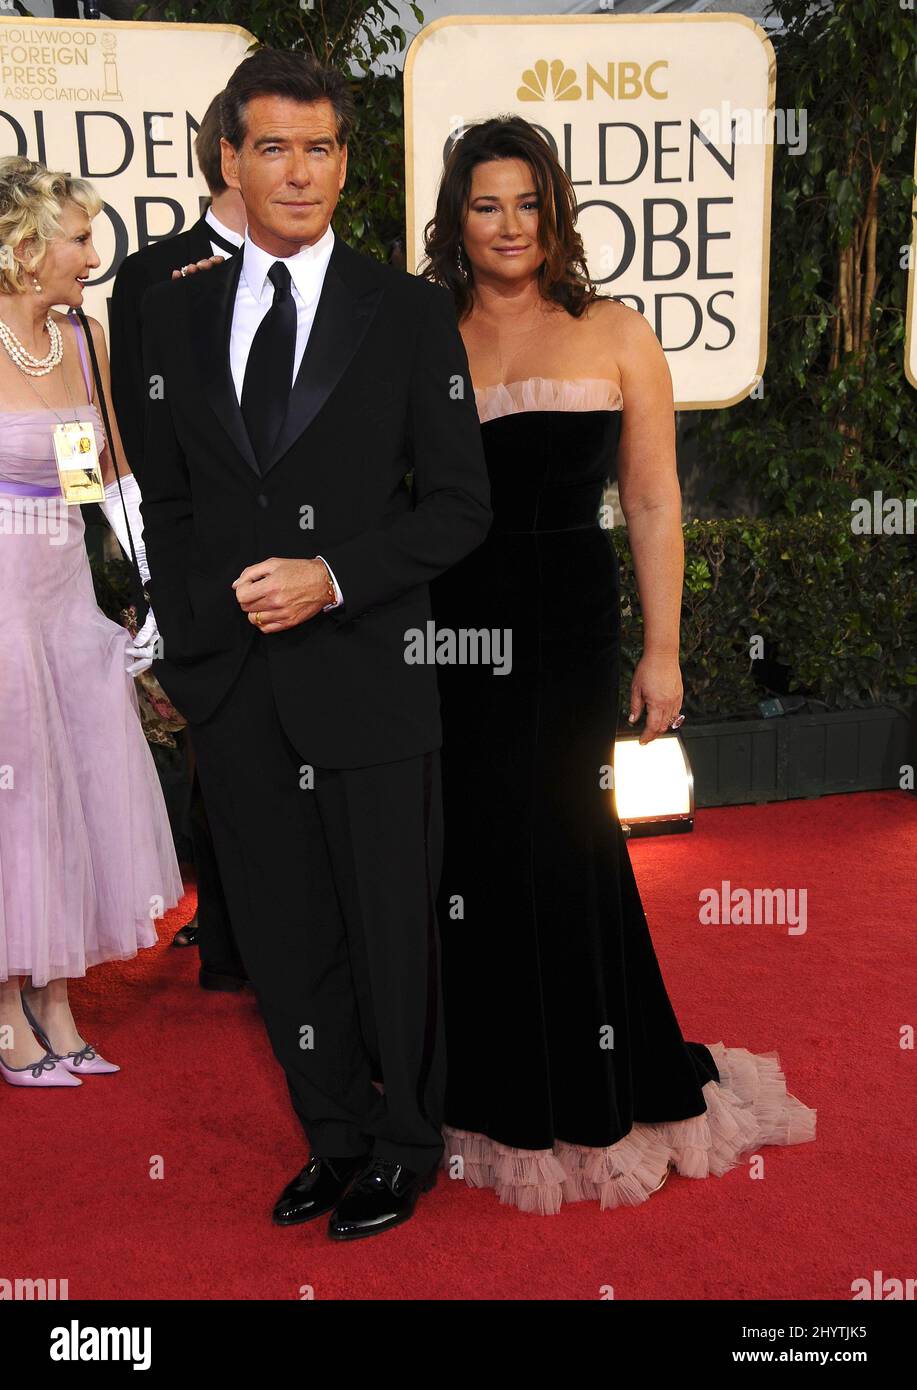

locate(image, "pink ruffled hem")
(441, 1042), (817, 1215)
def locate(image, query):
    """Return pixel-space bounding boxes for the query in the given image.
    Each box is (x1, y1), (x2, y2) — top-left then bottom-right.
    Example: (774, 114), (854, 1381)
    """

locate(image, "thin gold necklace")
(486, 304), (557, 382)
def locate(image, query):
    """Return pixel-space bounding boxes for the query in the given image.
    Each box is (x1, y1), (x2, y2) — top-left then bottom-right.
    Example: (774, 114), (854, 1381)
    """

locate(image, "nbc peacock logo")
(515, 59), (669, 102)
(517, 60), (582, 103)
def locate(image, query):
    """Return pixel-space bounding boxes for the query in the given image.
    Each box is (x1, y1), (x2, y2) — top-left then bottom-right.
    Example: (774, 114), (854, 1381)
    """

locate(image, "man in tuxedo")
(139, 48), (491, 1239)
(110, 92), (249, 992)
(111, 92), (246, 489)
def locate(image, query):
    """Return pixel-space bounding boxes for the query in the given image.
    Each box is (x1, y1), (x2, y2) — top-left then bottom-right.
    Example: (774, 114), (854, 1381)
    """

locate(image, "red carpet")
(3, 791), (913, 1300)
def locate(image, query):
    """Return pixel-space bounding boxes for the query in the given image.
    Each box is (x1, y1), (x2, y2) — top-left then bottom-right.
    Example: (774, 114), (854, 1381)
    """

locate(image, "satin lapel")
(187, 235), (383, 483)
(185, 213), (219, 265)
(188, 250), (261, 480)
(261, 243), (384, 479)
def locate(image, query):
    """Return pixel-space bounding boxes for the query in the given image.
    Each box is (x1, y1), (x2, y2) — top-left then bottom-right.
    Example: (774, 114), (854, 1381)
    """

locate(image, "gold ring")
(253, 611), (263, 627)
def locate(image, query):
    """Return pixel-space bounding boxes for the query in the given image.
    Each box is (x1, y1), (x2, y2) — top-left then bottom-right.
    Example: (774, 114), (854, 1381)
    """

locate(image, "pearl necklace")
(0, 312), (63, 376)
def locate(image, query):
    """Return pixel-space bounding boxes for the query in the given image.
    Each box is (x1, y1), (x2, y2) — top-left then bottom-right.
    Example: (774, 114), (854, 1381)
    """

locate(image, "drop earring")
(456, 244), (468, 280)
(31, 276), (42, 293)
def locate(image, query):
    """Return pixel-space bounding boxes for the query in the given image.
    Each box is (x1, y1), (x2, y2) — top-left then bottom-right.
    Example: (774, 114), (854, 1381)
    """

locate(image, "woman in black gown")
(421, 117), (815, 1214)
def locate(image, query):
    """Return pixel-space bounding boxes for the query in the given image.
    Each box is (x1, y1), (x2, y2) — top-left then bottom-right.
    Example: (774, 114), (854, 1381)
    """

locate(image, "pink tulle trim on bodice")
(474, 375), (624, 425)
(441, 1042), (816, 1215)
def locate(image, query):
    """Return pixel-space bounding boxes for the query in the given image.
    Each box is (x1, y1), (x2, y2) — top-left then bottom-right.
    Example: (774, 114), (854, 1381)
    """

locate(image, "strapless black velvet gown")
(430, 377), (815, 1214)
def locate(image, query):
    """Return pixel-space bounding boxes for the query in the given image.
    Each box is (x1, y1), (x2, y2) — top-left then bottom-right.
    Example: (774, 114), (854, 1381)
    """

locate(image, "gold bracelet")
(320, 561), (336, 606)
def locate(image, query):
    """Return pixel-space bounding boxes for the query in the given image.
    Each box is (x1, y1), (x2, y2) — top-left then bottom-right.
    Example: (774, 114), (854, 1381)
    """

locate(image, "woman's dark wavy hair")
(417, 114), (598, 322)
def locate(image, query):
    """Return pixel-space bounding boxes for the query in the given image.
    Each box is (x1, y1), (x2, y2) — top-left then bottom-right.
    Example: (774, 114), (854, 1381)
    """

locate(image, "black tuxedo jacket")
(139, 231), (492, 768)
(110, 211), (219, 481)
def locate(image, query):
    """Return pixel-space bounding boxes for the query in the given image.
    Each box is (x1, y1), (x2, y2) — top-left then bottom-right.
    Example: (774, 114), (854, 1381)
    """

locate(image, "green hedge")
(93, 511), (915, 734)
(614, 514), (915, 721)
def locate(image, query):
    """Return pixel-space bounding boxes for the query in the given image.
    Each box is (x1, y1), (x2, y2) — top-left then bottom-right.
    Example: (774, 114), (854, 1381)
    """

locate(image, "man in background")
(109, 92), (248, 992)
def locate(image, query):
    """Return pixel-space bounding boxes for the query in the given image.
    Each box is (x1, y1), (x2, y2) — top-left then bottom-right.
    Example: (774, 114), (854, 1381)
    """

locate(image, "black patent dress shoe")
(272, 1154), (370, 1226)
(328, 1156), (438, 1241)
(171, 918), (200, 948)
(198, 966), (249, 992)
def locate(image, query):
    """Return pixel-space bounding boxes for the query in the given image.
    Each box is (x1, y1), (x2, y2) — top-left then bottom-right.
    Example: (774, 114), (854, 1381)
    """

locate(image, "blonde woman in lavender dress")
(424, 118), (816, 1215)
(0, 157), (183, 1087)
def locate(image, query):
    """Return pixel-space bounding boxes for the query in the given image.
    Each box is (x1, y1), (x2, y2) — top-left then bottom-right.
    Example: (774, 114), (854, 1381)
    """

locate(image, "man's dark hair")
(195, 91), (227, 194)
(220, 48), (355, 153)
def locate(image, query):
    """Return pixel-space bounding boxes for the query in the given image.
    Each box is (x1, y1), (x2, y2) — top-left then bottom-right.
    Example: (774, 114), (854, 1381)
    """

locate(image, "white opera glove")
(100, 472), (150, 588)
(99, 473), (160, 673)
(125, 608), (162, 676)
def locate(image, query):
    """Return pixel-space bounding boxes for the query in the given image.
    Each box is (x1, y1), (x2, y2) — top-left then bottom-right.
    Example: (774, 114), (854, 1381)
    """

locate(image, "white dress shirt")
(228, 220), (343, 610)
(204, 205), (245, 260)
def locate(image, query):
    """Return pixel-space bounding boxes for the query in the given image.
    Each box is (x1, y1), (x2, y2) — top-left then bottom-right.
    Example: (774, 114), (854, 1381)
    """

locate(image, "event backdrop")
(905, 119), (917, 391)
(0, 13), (791, 409)
(0, 15), (255, 340)
(404, 13), (778, 410)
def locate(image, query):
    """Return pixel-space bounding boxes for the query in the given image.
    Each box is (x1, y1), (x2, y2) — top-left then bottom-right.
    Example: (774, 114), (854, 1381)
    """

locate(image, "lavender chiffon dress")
(0, 320), (184, 986)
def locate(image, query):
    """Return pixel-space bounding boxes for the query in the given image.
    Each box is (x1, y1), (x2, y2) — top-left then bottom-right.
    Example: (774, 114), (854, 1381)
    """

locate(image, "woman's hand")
(628, 652), (684, 745)
(125, 607), (161, 676)
(170, 255), (227, 281)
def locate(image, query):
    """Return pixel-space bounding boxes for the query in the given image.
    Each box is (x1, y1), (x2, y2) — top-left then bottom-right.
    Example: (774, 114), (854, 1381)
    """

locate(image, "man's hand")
(170, 255), (227, 281)
(232, 557), (332, 633)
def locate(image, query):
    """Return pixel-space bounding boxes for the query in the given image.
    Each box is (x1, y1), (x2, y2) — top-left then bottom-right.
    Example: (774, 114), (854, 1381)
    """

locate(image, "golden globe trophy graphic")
(100, 32), (123, 102)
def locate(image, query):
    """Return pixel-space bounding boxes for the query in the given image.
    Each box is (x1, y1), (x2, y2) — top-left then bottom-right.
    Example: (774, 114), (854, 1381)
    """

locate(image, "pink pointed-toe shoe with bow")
(21, 996), (120, 1076)
(0, 1051), (82, 1087)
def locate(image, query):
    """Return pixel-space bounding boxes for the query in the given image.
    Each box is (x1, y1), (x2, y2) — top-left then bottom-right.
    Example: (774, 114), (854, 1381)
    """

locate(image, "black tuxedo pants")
(189, 633), (446, 1175)
(183, 738), (246, 979)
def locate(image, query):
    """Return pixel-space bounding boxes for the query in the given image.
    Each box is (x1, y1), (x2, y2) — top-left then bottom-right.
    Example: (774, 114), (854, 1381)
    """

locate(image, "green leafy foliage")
(686, 0), (917, 519)
(615, 515), (916, 720)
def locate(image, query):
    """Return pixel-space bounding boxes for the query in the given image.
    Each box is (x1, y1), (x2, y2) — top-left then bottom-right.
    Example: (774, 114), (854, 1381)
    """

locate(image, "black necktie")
(241, 261), (296, 473)
(207, 225), (241, 257)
